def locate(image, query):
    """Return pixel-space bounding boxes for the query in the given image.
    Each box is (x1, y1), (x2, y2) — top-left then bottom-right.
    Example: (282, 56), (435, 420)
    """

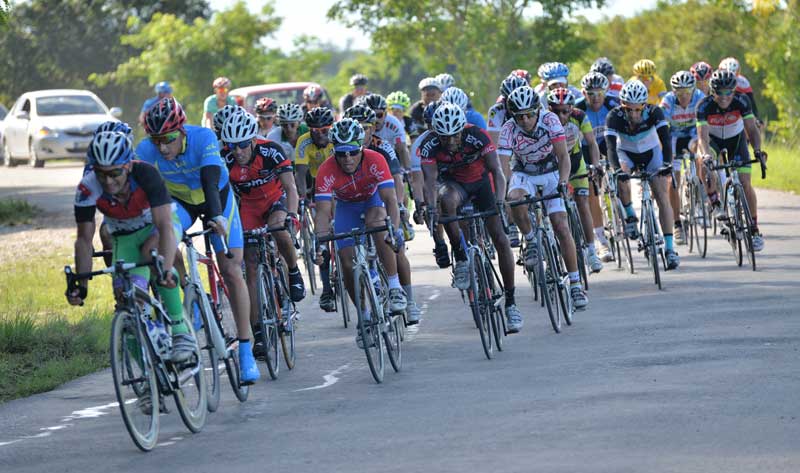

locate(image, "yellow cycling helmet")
(633, 59), (657, 77)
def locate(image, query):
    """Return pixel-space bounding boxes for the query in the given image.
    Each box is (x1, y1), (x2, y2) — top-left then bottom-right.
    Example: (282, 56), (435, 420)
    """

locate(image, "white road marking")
(61, 402), (118, 422)
(295, 364), (351, 392)
(428, 290), (441, 301)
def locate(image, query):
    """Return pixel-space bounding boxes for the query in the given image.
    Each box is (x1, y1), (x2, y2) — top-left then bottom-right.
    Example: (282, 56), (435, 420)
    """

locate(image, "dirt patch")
(0, 211), (102, 265)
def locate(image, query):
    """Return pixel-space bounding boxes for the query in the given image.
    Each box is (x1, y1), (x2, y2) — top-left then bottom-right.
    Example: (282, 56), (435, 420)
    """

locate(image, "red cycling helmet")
(690, 61), (713, 81)
(144, 97), (187, 135)
(511, 69), (532, 82)
(255, 97), (277, 114)
(212, 76), (231, 89)
(303, 85), (322, 102)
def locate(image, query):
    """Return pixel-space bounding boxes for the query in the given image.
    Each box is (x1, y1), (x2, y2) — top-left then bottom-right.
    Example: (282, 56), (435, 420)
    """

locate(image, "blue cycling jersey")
(660, 89), (705, 139)
(465, 108), (487, 130)
(135, 125), (228, 206)
(578, 96), (619, 145)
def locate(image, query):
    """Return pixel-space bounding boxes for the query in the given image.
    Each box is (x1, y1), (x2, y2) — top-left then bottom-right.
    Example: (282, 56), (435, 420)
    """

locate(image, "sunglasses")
(226, 139), (252, 149)
(335, 149), (360, 158)
(375, 111), (386, 119)
(150, 131), (181, 145)
(311, 126), (331, 133)
(514, 110), (536, 120)
(95, 167), (126, 180)
(585, 90), (605, 97)
(360, 122), (375, 130)
(674, 87), (694, 94)
(622, 105), (645, 113)
(551, 107), (572, 115)
(258, 114), (276, 120)
(714, 89), (734, 96)
(216, 87), (228, 93)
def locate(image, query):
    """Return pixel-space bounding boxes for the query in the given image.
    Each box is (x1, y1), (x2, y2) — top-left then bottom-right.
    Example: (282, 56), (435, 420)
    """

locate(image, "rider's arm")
(606, 135), (621, 170)
(422, 162), (438, 211)
(294, 164), (309, 199)
(74, 220), (96, 285)
(582, 127), (601, 167)
(696, 124), (712, 158)
(553, 140), (571, 183)
(743, 116), (761, 153)
(279, 171), (300, 215)
(378, 185), (401, 229)
(395, 142), (410, 171)
(151, 203), (177, 276)
(657, 124), (672, 166)
(483, 150), (506, 202)
(200, 165), (223, 219)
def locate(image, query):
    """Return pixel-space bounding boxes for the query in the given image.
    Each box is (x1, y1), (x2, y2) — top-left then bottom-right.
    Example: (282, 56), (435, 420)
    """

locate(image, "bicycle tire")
(552, 238), (573, 325)
(384, 315), (402, 372)
(355, 268), (384, 383)
(643, 201), (662, 290)
(256, 265), (280, 379)
(471, 249), (493, 360)
(193, 296), (220, 413)
(728, 184), (744, 267)
(738, 186), (757, 271)
(274, 265), (297, 370)
(485, 258), (505, 351)
(568, 201), (589, 289)
(537, 232), (561, 333)
(301, 223), (318, 295)
(172, 318), (208, 434)
(212, 281), (249, 400)
(615, 197), (634, 273)
(687, 182), (697, 254)
(694, 183), (708, 258)
(110, 310), (159, 452)
(333, 251), (351, 328)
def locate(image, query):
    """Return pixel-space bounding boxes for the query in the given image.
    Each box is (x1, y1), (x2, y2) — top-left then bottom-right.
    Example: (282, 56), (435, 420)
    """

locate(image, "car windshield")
(36, 95), (105, 116)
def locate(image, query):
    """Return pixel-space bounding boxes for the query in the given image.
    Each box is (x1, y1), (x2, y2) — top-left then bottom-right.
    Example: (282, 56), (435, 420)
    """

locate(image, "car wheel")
(28, 139), (44, 168)
(2, 139), (16, 167)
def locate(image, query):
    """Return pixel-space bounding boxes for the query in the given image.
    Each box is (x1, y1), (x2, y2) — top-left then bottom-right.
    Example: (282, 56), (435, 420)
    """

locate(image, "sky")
(209, 0), (660, 52)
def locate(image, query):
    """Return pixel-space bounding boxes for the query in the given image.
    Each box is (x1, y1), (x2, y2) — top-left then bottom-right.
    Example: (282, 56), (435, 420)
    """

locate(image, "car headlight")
(38, 127), (53, 136)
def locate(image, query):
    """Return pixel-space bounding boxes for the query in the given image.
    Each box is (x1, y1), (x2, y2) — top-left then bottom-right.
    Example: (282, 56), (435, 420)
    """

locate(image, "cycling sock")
(387, 274), (402, 290)
(320, 258), (331, 292)
(674, 220), (682, 228)
(624, 203), (636, 218)
(504, 287), (515, 307)
(570, 281), (583, 289)
(664, 234), (674, 251)
(708, 191), (719, 203)
(594, 227), (608, 244)
(288, 266), (301, 277)
(402, 284), (414, 301)
(454, 247), (467, 261)
(525, 230), (536, 240)
(239, 340), (252, 357)
(155, 271), (188, 335)
(569, 271), (580, 284)
(587, 242), (596, 254)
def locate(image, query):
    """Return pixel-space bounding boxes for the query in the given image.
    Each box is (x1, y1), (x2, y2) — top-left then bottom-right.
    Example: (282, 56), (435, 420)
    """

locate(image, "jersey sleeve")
(368, 151), (395, 191)
(260, 141), (293, 174)
(605, 109), (622, 138)
(543, 112), (566, 143)
(497, 120), (513, 156)
(473, 127), (496, 155)
(418, 134), (438, 165)
(651, 105), (669, 129)
(378, 142), (402, 175)
(203, 95), (215, 113)
(196, 128), (225, 168)
(486, 103), (504, 132)
(578, 111), (593, 136)
(134, 140), (156, 165)
(659, 94), (673, 121)
(314, 160), (334, 201)
(736, 94), (755, 119)
(132, 162), (172, 208)
(74, 173), (101, 223)
(294, 134), (312, 165)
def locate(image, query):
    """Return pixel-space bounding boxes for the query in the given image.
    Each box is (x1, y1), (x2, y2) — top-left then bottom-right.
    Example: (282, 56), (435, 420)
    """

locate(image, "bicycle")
(298, 199), (318, 295)
(678, 150), (709, 258)
(182, 228), (249, 409)
(243, 224), (300, 379)
(598, 160), (634, 273)
(65, 252), (207, 452)
(709, 149), (766, 270)
(564, 173), (591, 290)
(437, 204), (507, 360)
(321, 221), (352, 328)
(318, 217), (403, 383)
(509, 189), (573, 334)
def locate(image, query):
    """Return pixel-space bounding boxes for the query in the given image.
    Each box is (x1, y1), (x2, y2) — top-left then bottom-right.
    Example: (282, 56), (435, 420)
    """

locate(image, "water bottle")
(145, 317), (172, 357)
(369, 268), (382, 298)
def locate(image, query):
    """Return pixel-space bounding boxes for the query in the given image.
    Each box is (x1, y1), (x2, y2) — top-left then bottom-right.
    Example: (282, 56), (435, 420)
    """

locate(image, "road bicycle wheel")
(110, 310), (159, 452)
(737, 186), (757, 271)
(536, 233), (560, 333)
(172, 317), (208, 434)
(694, 182), (709, 258)
(568, 201), (589, 289)
(355, 268), (384, 383)
(614, 198), (634, 273)
(256, 265), (280, 379)
(274, 266), (296, 370)
(485, 258), (505, 351)
(212, 279), (249, 400)
(643, 202), (662, 290)
(333, 250), (351, 328)
(727, 185), (744, 267)
(301, 217), (317, 295)
(552, 238), (573, 326)
(384, 314), (403, 372)
(190, 294), (219, 413)
(471, 250), (493, 360)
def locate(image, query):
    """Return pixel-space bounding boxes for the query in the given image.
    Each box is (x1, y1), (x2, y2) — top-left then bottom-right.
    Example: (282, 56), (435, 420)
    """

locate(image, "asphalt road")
(1, 167), (798, 472)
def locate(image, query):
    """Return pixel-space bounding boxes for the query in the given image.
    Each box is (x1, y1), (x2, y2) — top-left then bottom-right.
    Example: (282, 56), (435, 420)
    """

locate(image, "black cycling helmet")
(709, 69), (737, 93)
(362, 93), (388, 111)
(344, 104), (377, 124)
(350, 73), (368, 87)
(423, 100), (442, 125)
(590, 57), (615, 77)
(305, 106), (335, 128)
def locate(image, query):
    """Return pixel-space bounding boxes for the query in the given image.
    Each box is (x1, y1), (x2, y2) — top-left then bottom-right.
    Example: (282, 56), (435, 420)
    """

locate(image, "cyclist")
(313, 119), (407, 346)
(409, 77), (443, 142)
(696, 69), (766, 251)
(202, 76), (236, 129)
(441, 86), (487, 129)
(547, 87), (604, 273)
(266, 103), (308, 162)
(139, 81), (172, 126)
(339, 73), (369, 114)
(221, 111), (305, 353)
(436, 73), (455, 91)
(500, 86), (588, 311)
(536, 62), (585, 108)
(295, 107), (335, 201)
(690, 61), (713, 96)
(606, 80), (680, 270)
(254, 97), (278, 137)
(590, 57), (625, 99)
(577, 71), (620, 262)
(718, 57), (760, 121)
(387, 90), (418, 139)
(212, 104), (245, 144)
(138, 97), (260, 383)
(302, 84), (329, 114)
(69, 129), (197, 363)
(630, 59), (667, 105)
(660, 70), (706, 245)
(345, 104), (422, 324)
(419, 103), (523, 333)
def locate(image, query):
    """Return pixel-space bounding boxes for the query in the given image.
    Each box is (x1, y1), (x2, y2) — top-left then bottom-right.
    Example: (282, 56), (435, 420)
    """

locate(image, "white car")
(1, 89), (122, 168)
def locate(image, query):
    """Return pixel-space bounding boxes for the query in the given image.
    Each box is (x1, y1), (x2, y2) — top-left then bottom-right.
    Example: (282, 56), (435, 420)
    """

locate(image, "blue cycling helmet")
(88, 131), (134, 167)
(423, 100), (442, 125)
(154, 81), (172, 94)
(540, 62), (569, 81)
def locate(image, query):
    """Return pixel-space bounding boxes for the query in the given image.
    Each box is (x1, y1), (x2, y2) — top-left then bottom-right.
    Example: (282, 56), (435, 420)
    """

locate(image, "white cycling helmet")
(431, 102), (466, 136)
(619, 80), (649, 105)
(418, 77), (442, 91)
(89, 131), (134, 167)
(220, 111), (258, 143)
(580, 71), (610, 92)
(435, 73), (455, 90)
(213, 104), (245, 133)
(277, 103), (303, 123)
(329, 118), (365, 147)
(440, 87), (469, 112)
(719, 57), (740, 75)
(670, 70), (696, 90)
(506, 85), (540, 115)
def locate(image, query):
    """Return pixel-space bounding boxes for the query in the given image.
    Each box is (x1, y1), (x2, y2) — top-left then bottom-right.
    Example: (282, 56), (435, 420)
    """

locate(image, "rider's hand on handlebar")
(66, 285), (87, 306)
(556, 181), (569, 196)
(208, 215), (229, 239)
(412, 202), (425, 225)
(285, 212), (300, 234)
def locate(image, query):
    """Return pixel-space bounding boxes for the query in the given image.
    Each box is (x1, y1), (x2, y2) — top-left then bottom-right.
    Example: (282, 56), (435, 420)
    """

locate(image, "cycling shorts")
(508, 170), (566, 215)
(618, 146), (664, 175)
(242, 196), (288, 246)
(333, 191), (385, 250)
(112, 219), (181, 287)
(710, 134), (751, 174)
(176, 188), (244, 251)
(671, 136), (697, 172)
(569, 151), (589, 193)
(438, 174), (496, 213)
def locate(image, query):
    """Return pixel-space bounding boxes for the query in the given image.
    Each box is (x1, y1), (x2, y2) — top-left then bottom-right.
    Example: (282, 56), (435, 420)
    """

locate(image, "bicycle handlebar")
(507, 192), (562, 208)
(243, 224), (301, 250)
(65, 250), (163, 306)
(184, 226), (233, 258)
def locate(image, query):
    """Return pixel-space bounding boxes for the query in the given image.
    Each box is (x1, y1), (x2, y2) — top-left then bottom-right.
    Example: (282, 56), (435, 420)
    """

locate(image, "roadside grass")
(755, 142), (799, 194)
(0, 246), (115, 402)
(0, 198), (40, 226)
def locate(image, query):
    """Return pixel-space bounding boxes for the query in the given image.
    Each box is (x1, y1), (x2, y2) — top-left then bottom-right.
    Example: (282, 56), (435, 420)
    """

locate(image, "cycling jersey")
(486, 101), (508, 133)
(409, 130), (430, 172)
(418, 125), (495, 184)
(74, 161), (172, 235)
(629, 75), (668, 105)
(315, 148), (395, 203)
(497, 110), (565, 176)
(577, 95), (619, 146)
(376, 114), (407, 147)
(465, 107), (487, 129)
(735, 75), (753, 94)
(536, 84), (585, 109)
(136, 125), (228, 206)
(369, 135), (402, 175)
(695, 93), (754, 140)
(607, 74), (625, 98)
(562, 109), (593, 155)
(660, 89), (705, 139)
(408, 101), (427, 139)
(605, 105), (668, 154)
(295, 131), (334, 177)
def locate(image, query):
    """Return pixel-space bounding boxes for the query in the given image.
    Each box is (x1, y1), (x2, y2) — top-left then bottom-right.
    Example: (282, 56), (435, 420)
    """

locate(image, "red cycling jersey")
(315, 148), (395, 202)
(417, 124), (496, 184)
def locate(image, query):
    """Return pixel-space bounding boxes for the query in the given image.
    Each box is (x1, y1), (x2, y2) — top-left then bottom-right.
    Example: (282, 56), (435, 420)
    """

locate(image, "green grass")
(0, 198), (40, 226)
(0, 248), (115, 402)
(754, 142), (800, 194)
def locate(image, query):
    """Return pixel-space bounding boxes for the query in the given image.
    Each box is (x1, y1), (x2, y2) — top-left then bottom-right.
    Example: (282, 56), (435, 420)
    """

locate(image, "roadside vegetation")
(0, 198), (40, 226)
(755, 142), (799, 194)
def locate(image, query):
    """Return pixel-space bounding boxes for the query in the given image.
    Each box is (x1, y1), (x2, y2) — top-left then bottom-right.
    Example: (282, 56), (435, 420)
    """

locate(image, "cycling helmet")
(690, 61), (713, 81)
(670, 70), (696, 90)
(633, 59), (656, 76)
(277, 103), (304, 124)
(363, 93), (388, 111)
(220, 111), (258, 144)
(537, 62), (552, 80)
(436, 73), (455, 90)
(418, 77), (442, 91)
(350, 73), (368, 87)
(547, 87), (576, 106)
(94, 121), (133, 139)
(619, 80), (649, 105)
(423, 100), (442, 125)
(511, 69), (532, 82)
(154, 81), (172, 94)
(386, 91), (411, 110)
(540, 62), (569, 81)
(590, 57), (615, 76)
(431, 102), (466, 136)
(344, 104), (377, 124)
(710, 69), (738, 93)
(305, 106), (335, 128)
(303, 85), (323, 102)
(89, 131), (134, 167)
(144, 97), (187, 135)
(255, 97), (277, 114)
(213, 104), (245, 133)
(719, 57), (740, 75)
(329, 118), (365, 147)
(500, 75), (529, 99)
(441, 87), (469, 111)
(212, 76), (231, 89)
(581, 72), (610, 91)
(506, 86), (540, 115)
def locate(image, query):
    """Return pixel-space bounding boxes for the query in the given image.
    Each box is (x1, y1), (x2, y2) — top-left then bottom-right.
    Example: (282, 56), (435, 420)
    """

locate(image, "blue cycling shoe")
(238, 341), (260, 384)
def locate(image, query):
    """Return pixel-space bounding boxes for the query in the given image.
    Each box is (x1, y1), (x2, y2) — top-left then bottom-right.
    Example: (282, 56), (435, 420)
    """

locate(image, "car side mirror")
(16, 111), (30, 120)
(110, 107), (123, 118)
